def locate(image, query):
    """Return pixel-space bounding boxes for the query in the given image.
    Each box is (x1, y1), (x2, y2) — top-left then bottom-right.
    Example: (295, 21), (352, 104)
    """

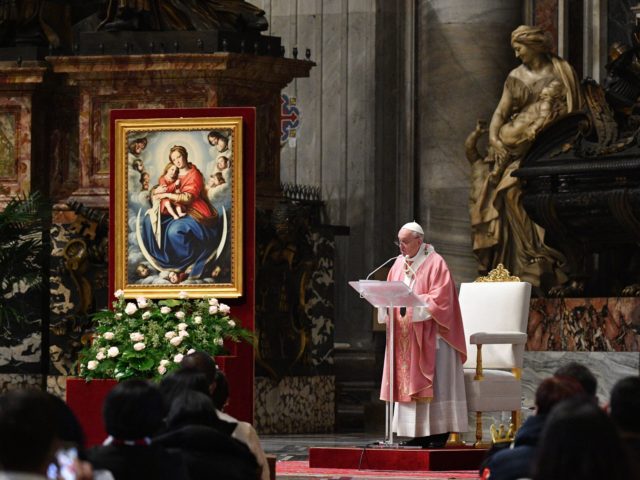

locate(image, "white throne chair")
(458, 265), (531, 447)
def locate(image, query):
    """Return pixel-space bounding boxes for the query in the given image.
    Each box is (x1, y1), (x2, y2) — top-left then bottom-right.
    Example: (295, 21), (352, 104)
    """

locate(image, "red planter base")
(66, 377), (118, 448)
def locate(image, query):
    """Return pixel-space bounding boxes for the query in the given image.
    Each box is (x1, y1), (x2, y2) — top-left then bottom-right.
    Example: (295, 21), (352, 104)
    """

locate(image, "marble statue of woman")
(469, 25), (583, 291)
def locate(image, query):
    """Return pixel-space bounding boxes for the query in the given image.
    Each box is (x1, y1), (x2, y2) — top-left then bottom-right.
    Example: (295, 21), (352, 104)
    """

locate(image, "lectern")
(349, 280), (428, 446)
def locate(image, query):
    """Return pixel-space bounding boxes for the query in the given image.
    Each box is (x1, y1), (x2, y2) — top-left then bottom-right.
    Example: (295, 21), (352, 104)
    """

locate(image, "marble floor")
(262, 433), (375, 461)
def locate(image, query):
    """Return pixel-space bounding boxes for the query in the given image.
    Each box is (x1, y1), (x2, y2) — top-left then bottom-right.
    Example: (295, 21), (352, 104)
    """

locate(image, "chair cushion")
(463, 369), (522, 411)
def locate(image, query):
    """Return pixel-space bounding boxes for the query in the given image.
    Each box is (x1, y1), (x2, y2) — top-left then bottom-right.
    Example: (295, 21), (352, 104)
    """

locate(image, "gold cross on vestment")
(404, 260), (414, 276)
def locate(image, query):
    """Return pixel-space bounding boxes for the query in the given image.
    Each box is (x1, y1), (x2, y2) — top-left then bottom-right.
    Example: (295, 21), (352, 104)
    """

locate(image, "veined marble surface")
(522, 351), (640, 406)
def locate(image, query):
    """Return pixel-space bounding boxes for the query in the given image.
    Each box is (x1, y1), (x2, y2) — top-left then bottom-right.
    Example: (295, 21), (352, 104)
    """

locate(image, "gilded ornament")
(475, 264), (520, 282)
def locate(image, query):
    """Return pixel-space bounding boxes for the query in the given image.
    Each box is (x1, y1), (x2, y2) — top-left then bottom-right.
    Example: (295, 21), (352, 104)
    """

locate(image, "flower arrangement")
(78, 290), (252, 381)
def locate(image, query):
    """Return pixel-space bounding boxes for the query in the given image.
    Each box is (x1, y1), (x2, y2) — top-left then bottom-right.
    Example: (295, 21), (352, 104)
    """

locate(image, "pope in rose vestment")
(379, 222), (468, 439)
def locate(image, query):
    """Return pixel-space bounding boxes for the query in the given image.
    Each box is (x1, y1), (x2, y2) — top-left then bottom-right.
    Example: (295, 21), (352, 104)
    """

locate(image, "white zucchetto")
(400, 221), (424, 235)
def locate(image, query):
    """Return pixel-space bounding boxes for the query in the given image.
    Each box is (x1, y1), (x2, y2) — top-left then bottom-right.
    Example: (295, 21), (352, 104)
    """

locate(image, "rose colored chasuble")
(379, 245), (467, 403)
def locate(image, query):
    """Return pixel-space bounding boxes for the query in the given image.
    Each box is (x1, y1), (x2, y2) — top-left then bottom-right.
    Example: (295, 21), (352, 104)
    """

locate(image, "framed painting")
(110, 109), (249, 298)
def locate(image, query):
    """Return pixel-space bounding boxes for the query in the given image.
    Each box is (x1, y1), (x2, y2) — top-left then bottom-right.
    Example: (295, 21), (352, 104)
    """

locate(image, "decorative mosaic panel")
(255, 375), (335, 434)
(49, 209), (109, 377)
(527, 297), (640, 351)
(255, 205), (335, 379)
(0, 373), (42, 392)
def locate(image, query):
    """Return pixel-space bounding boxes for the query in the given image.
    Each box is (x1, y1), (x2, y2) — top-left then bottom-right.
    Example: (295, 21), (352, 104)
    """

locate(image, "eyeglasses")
(394, 239), (418, 248)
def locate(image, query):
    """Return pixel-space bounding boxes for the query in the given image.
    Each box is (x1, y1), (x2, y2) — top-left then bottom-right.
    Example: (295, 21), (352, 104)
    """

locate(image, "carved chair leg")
(512, 409), (521, 431)
(475, 411), (483, 447)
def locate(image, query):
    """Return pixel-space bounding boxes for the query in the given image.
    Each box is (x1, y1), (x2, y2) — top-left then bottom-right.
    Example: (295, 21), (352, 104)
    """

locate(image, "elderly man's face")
(397, 228), (422, 258)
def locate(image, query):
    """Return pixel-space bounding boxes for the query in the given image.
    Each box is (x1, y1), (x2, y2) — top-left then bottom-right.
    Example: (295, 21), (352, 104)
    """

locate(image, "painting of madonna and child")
(112, 116), (243, 298)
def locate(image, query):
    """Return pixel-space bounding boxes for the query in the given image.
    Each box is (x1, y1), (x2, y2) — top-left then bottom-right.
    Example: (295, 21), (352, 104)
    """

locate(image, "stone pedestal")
(47, 53), (313, 209)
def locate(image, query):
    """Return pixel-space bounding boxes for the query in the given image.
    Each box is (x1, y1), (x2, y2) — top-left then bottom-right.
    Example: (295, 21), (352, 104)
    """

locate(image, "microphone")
(365, 256), (398, 280)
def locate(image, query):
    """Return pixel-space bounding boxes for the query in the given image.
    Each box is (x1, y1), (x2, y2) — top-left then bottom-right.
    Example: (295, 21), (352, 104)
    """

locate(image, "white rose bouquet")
(78, 290), (252, 381)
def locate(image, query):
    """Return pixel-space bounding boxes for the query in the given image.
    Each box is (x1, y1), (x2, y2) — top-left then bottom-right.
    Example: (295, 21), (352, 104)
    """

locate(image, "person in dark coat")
(479, 375), (584, 480)
(532, 396), (634, 480)
(154, 390), (259, 480)
(87, 379), (189, 480)
(608, 375), (640, 475)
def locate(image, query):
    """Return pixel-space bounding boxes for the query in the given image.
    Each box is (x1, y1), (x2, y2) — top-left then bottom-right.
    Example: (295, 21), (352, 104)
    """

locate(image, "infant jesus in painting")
(158, 163), (187, 220)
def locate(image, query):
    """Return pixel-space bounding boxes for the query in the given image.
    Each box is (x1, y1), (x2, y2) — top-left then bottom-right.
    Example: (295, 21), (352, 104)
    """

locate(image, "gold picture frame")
(112, 115), (243, 298)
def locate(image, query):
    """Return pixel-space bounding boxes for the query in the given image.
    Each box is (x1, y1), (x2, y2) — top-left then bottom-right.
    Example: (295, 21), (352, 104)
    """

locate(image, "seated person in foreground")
(0, 389), (96, 480)
(608, 376), (640, 472)
(532, 396), (636, 480)
(87, 380), (189, 480)
(181, 351), (270, 480)
(153, 390), (260, 480)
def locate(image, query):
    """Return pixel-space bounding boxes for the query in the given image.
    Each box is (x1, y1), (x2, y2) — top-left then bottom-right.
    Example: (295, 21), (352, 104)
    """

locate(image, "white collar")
(407, 243), (434, 262)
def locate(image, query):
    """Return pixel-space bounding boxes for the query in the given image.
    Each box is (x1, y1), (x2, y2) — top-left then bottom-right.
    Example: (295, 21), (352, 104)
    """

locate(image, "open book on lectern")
(349, 280), (427, 308)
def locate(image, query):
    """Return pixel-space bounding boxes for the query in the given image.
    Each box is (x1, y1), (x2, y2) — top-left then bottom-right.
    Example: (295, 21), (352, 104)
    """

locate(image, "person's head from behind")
(533, 396), (631, 480)
(397, 221), (424, 258)
(553, 361), (598, 397)
(609, 376), (640, 435)
(103, 379), (165, 440)
(180, 351), (218, 391)
(211, 369), (229, 411)
(535, 375), (585, 415)
(165, 391), (218, 430)
(0, 389), (57, 474)
(159, 367), (211, 411)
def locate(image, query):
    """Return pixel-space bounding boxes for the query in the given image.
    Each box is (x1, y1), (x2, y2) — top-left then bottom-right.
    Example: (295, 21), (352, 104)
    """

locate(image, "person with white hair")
(378, 221), (468, 447)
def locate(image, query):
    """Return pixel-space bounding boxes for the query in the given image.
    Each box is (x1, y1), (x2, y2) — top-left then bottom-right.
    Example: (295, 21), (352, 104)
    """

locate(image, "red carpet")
(277, 460), (477, 479)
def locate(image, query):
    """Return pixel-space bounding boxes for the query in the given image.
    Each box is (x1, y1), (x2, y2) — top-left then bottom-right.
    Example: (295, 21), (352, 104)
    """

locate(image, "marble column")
(416, 0), (523, 283)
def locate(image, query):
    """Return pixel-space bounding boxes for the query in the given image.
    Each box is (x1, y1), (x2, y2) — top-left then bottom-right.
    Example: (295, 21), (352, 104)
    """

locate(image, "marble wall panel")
(534, 0), (559, 51)
(0, 95), (32, 202)
(527, 297), (640, 352)
(255, 375), (335, 434)
(522, 351), (640, 406)
(417, 1), (523, 286)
